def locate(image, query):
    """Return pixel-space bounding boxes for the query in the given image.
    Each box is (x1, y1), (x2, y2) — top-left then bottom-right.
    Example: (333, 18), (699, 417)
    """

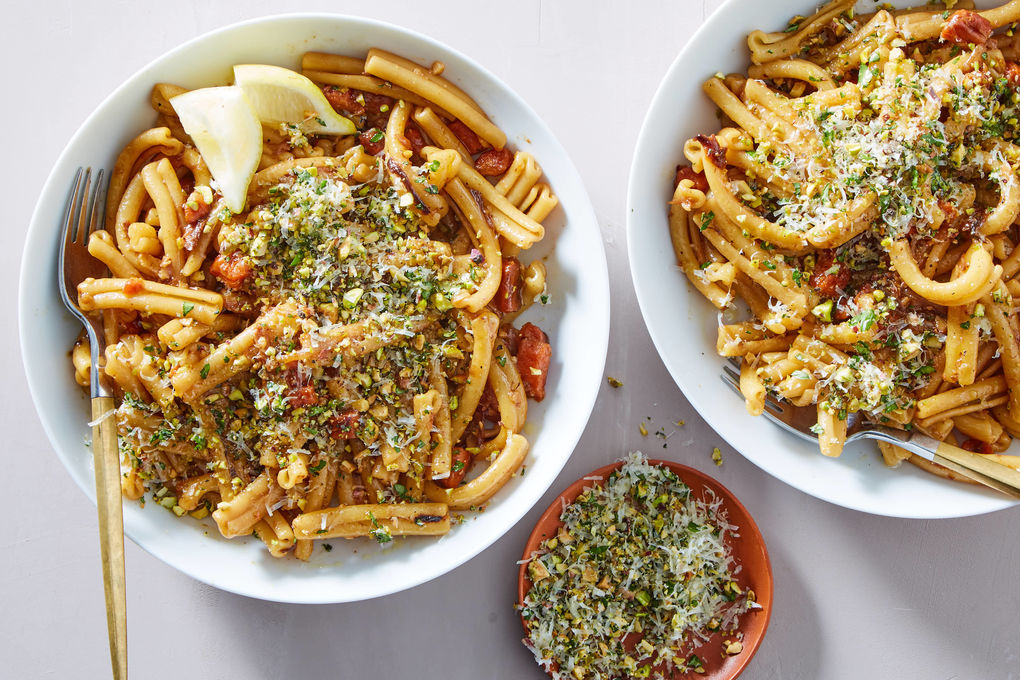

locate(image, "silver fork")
(721, 361), (1020, 499)
(58, 168), (128, 679)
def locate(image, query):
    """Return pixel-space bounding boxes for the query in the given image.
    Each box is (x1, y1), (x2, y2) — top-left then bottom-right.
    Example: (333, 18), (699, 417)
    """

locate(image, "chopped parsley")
(699, 211), (715, 231)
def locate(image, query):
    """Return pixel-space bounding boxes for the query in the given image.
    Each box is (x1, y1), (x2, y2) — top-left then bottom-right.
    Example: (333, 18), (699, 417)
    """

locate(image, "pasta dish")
(670, 1), (1020, 481)
(71, 48), (558, 558)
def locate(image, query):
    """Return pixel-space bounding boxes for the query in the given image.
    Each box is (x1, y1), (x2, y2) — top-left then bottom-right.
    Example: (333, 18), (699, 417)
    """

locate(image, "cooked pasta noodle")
(671, 1), (1020, 480)
(71, 47), (560, 558)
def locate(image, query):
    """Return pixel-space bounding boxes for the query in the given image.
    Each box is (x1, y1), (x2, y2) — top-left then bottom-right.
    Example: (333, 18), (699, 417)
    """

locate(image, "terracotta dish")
(517, 459), (772, 680)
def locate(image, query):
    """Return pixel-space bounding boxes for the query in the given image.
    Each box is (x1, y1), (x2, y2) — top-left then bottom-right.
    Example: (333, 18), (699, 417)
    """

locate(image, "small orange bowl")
(517, 459), (773, 680)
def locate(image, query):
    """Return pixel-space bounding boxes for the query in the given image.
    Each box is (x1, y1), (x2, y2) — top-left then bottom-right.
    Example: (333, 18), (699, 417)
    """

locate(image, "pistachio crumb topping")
(520, 453), (757, 680)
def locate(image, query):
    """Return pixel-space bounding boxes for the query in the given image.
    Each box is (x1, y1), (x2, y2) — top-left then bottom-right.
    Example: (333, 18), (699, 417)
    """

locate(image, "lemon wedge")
(170, 86), (262, 213)
(233, 64), (356, 136)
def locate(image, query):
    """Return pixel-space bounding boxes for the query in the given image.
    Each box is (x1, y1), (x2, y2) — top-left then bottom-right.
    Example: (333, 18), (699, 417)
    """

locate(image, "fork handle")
(928, 454), (1020, 499)
(903, 433), (1020, 499)
(93, 396), (127, 679)
(933, 441), (1020, 499)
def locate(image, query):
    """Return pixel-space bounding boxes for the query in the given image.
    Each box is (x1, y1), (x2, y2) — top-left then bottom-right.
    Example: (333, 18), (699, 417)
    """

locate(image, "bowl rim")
(516, 458), (773, 680)
(624, 0), (1019, 519)
(19, 12), (611, 603)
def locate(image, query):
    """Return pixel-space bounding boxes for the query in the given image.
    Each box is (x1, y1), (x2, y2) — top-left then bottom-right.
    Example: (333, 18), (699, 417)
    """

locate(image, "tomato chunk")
(449, 120), (485, 154)
(1007, 61), (1020, 88)
(403, 123), (427, 156)
(517, 323), (552, 402)
(358, 128), (385, 155)
(475, 148), (513, 176)
(674, 166), (709, 192)
(210, 251), (252, 290)
(322, 86), (365, 116)
(435, 447), (472, 489)
(362, 92), (395, 129)
(495, 257), (524, 313)
(182, 193), (212, 225)
(940, 9), (993, 45)
(329, 409), (361, 440)
(809, 250), (850, 299)
(287, 386), (318, 408)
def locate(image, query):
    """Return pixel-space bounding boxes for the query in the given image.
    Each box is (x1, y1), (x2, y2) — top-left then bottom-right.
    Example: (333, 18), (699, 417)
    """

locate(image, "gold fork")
(58, 168), (127, 679)
(721, 361), (1020, 499)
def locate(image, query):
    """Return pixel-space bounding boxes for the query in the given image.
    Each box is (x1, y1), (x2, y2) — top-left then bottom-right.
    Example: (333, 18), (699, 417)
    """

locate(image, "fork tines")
(66, 167), (106, 245)
(719, 361), (786, 418)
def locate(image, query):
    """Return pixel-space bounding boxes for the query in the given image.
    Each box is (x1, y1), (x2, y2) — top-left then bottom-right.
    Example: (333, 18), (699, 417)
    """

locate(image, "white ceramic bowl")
(627, 0), (1018, 519)
(19, 14), (609, 602)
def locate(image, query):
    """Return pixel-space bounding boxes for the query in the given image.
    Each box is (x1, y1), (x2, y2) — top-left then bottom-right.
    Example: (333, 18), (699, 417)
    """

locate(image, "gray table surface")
(3, 1), (1018, 678)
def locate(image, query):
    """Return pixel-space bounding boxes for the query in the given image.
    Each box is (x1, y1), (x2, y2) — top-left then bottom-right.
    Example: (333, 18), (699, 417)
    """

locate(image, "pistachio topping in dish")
(69, 50), (563, 559)
(520, 453), (758, 679)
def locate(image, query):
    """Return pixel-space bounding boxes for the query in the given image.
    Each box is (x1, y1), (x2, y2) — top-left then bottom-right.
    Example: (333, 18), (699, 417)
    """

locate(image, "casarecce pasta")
(71, 47), (559, 558)
(670, 0), (1020, 482)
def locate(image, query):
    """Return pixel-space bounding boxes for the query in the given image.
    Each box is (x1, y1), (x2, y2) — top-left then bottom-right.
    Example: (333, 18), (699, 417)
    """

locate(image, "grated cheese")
(520, 453), (755, 679)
